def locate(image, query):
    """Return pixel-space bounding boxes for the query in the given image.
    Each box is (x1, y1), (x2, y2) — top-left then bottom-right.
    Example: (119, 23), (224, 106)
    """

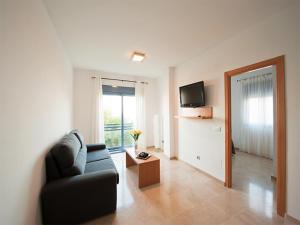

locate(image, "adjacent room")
(1, 0), (300, 225)
(231, 66), (277, 216)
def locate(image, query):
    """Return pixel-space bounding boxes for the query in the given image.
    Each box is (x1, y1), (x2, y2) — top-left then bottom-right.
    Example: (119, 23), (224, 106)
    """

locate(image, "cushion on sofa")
(87, 149), (111, 163)
(85, 158), (116, 173)
(85, 158), (119, 183)
(62, 146), (87, 177)
(51, 133), (86, 177)
(45, 151), (61, 182)
(70, 129), (85, 148)
(86, 144), (106, 152)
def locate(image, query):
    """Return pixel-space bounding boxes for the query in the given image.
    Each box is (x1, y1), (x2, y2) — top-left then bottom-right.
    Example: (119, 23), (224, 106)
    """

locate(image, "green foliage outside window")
(104, 109), (134, 149)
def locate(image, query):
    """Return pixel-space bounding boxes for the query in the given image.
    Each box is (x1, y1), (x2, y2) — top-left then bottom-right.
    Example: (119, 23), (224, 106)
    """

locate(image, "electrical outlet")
(196, 156), (200, 160)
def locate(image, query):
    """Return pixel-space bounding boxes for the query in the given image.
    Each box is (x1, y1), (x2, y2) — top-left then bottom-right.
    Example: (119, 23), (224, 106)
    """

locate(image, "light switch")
(212, 126), (222, 132)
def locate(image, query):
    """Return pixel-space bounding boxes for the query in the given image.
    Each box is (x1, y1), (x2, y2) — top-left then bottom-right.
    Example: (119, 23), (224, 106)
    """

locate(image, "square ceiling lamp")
(131, 51), (145, 62)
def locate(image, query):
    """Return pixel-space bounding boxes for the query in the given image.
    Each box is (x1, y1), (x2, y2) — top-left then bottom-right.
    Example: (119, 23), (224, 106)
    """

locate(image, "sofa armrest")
(41, 169), (117, 224)
(86, 143), (106, 152)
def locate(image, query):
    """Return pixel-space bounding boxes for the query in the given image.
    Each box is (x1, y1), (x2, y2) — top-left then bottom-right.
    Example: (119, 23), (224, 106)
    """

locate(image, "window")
(244, 96), (273, 126)
(102, 85), (136, 153)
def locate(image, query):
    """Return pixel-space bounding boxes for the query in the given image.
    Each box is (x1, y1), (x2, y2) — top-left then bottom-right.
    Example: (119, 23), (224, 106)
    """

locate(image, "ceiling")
(44, 0), (295, 77)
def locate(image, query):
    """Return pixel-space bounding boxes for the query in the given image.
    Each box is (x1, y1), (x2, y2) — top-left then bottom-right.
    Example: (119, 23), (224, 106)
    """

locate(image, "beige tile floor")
(232, 150), (276, 213)
(84, 150), (298, 225)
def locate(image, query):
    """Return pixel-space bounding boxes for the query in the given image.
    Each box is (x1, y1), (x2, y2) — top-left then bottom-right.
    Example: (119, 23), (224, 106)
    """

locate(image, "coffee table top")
(125, 148), (159, 165)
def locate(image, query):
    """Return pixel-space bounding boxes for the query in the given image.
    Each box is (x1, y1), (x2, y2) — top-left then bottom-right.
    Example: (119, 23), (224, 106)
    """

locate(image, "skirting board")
(286, 214), (300, 224)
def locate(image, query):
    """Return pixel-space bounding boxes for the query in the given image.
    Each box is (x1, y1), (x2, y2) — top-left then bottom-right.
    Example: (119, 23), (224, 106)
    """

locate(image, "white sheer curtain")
(135, 82), (147, 149)
(90, 75), (105, 143)
(238, 74), (274, 159)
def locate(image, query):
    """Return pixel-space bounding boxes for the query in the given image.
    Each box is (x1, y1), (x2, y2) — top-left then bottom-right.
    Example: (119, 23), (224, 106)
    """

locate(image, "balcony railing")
(104, 123), (134, 152)
(104, 123), (134, 131)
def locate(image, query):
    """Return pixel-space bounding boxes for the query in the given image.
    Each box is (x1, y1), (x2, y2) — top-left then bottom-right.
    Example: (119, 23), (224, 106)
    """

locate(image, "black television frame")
(179, 81), (205, 108)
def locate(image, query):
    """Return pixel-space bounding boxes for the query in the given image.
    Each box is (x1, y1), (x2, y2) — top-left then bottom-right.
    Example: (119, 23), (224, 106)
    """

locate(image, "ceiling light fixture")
(131, 51), (145, 62)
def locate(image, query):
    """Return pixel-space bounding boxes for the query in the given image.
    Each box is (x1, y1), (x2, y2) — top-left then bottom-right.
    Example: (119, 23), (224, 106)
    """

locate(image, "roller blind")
(102, 85), (135, 96)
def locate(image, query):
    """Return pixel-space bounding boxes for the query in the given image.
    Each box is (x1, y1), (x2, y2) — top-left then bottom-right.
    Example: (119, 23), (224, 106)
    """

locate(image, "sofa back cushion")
(51, 133), (86, 177)
(70, 129), (85, 148)
(45, 151), (61, 182)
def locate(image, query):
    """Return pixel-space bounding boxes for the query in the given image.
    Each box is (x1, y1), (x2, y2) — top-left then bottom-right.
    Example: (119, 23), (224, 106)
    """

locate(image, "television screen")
(180, 81), (205, 108)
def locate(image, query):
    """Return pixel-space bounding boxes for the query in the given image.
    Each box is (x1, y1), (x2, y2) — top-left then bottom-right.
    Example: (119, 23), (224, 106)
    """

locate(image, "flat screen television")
(179, 81), (205, 108)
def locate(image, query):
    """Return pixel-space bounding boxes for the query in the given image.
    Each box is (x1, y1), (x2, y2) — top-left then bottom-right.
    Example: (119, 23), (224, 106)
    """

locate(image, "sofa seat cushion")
(86, 149), (111, 163)
(85, 158), (119, 183)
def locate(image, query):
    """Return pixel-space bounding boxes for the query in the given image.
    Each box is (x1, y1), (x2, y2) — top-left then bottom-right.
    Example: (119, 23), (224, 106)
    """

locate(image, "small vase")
(134, 142), (138, 150)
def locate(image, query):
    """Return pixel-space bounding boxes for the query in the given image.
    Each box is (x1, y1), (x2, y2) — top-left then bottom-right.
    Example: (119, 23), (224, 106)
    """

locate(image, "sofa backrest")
(45, 151), (61, 182)
(70, 129), (85, 148)
(45, 133), (87, 183)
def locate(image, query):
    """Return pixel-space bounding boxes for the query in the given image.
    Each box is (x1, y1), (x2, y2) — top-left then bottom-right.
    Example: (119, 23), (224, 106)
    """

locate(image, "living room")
(1, 0), (300, 224)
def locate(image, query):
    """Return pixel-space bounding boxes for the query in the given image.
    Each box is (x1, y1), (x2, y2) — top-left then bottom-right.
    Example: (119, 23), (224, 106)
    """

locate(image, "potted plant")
(129, 129), (142, 150)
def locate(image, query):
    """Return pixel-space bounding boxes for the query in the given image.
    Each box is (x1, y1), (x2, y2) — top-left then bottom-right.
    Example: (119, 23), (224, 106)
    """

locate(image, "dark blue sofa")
(41, 130), (119, 224)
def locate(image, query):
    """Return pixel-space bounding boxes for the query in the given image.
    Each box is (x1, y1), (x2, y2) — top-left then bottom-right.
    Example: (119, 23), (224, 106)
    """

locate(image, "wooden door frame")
(224, 55), (286, 216)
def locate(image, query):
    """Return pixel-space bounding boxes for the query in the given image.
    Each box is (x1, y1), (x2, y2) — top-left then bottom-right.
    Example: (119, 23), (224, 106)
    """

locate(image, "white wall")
(175, 70), (225, 180)
(175, 3), (300, 219)
(231, 75), (241, 148)
(73, 68), (159, 146)
(0, 0), (73, 224)
(157, 67), (176, 158)
(157, 73), (168, 152)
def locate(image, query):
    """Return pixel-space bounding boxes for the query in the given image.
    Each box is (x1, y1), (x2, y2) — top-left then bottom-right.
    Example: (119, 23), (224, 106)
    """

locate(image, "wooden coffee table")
(125, 148), (160, 188)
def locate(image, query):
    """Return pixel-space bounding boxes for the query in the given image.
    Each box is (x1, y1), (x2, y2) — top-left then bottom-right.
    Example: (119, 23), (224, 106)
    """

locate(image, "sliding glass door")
(123, 96), (136, 148)
(103, 95), (122, 150)
(103, 85), (135, 153)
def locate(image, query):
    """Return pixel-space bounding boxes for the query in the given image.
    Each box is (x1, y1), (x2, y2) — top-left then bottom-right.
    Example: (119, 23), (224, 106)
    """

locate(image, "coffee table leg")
(138, 161), (160, 188)
(126, 151), (136, 168)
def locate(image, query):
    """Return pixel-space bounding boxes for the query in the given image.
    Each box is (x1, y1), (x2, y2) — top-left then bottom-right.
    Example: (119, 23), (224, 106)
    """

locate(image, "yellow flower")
(130, 129), (142, 135)
(130, 129), (142, 141)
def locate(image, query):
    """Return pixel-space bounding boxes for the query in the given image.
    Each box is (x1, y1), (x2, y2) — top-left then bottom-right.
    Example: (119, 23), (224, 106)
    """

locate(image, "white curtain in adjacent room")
(135, 82), (147, 149)
(238, 73), (274, 159)
(90, 75), (105, 143)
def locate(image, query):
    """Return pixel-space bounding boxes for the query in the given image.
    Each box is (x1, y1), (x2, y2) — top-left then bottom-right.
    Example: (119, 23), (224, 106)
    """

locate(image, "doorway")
(224, 56), (286, 216)
(102, 85), (136, 153)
